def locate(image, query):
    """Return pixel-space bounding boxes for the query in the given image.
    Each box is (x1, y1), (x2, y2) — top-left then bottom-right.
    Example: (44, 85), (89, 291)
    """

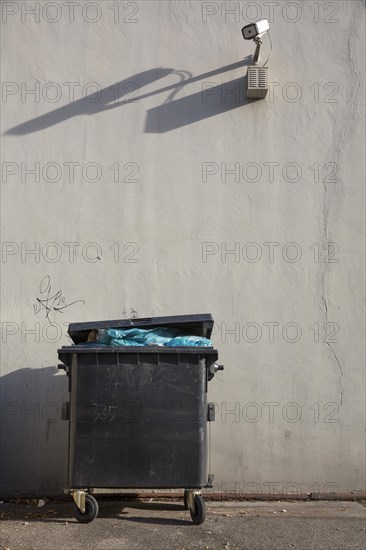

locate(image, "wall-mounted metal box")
(247, 66), (269, 99)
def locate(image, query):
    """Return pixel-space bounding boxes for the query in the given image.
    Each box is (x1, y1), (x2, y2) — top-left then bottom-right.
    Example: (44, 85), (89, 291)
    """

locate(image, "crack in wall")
(320, 2), (363, 406)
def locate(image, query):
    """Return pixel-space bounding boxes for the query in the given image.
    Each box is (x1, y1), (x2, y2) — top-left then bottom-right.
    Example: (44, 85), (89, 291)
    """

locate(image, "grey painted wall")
(0, 0), (365, 496)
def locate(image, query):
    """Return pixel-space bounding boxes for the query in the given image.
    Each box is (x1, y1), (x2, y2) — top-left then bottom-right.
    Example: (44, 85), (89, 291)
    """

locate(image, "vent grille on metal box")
(246, 66), (269, 99)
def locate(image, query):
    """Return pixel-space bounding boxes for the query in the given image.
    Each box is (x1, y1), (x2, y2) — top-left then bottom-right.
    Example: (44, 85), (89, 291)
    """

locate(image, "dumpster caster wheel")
(183, 490), (189, 510)
(190, 495), (206, 525)
(73, 494), (99, 523)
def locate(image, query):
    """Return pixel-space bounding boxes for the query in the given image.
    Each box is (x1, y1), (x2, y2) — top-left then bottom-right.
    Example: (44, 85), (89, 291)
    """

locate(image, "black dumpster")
(57, 313), (223, 524)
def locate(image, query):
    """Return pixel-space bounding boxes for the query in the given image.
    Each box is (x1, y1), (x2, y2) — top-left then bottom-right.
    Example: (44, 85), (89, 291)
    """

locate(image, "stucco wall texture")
(0, 0), (365, 496)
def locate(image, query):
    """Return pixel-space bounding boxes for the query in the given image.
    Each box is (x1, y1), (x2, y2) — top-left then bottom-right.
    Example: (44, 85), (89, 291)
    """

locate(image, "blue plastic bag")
(165, 336), (213, 347)
(97, 327), (181, 346)
(95, 327), (213, 347)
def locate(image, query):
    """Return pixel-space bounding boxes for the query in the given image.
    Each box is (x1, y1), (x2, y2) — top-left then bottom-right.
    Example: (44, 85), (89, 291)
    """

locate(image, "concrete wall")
(1, 0), (365, 496)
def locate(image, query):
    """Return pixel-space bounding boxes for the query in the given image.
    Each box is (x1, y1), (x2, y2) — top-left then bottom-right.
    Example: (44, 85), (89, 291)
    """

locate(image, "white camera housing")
(242, 19), (270, 40)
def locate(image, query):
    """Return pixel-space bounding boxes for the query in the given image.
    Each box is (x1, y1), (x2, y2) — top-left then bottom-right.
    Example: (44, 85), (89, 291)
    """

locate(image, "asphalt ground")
(1, 499), (365, 550)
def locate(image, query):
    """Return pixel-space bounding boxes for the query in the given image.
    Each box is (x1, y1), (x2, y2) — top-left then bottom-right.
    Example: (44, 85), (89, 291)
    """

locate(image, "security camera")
(241, 19), (271, 65)
(242, 19), (270, 40)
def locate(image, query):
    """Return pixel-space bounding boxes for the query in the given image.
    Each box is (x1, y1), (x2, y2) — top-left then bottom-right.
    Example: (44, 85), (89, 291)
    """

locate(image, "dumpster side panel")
(68, 352), (208, 488)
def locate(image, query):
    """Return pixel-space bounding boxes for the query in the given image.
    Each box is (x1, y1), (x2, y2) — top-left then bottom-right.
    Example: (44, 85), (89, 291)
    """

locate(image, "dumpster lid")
(68, 313), (214, 344)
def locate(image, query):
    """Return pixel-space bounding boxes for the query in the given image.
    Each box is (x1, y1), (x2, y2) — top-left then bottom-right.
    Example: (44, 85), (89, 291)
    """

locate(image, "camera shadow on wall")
(5, 58), (255, 136)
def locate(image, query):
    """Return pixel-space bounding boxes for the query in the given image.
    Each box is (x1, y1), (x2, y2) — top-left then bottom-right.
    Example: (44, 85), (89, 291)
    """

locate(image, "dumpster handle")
(130, 317), (152, 324)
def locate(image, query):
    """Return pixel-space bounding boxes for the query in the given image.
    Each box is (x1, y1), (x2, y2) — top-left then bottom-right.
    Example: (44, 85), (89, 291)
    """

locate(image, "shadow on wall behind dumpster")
(4, 58), (254, 136)
(0, 366), (69, 497)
